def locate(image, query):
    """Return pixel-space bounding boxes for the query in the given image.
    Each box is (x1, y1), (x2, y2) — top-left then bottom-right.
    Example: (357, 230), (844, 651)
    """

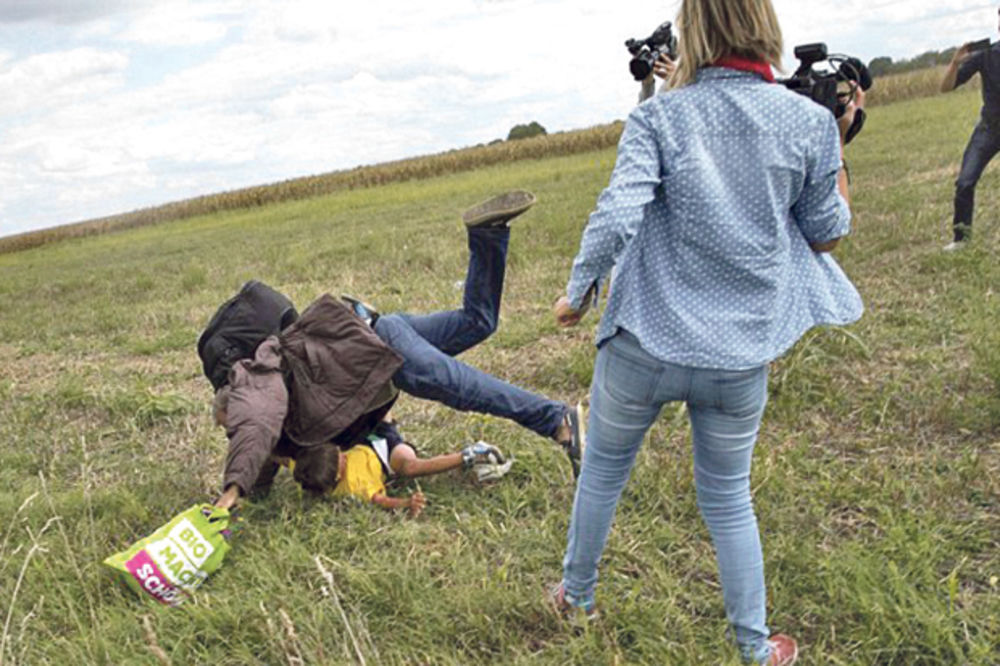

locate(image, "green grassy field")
(1, 87), (998, 665)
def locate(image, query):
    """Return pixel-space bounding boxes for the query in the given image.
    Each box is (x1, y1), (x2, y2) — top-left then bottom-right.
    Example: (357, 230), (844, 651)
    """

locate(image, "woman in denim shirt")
(550, 0), (864, 663)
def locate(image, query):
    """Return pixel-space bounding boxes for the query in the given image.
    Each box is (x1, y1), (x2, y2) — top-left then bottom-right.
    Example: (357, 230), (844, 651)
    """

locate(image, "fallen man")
(200, 191), (584, 512)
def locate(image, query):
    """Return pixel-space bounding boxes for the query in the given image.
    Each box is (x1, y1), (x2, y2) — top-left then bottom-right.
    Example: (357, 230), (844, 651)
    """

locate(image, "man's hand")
(408, 491), (426, 518)
(554, 296), (584, 328)
(952, 42), (974, 66)
(837, 86), (866, 146)
(941, 42), (975, 93)
(653, 54), (676, 80)
(215, 484), (241, 510)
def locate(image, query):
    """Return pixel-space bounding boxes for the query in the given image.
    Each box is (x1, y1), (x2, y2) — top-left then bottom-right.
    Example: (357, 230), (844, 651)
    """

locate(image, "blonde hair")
(670, 0), (783, 88)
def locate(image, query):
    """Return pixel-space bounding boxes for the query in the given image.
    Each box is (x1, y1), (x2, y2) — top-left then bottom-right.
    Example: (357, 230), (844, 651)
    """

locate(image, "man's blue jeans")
(954, 120), (1000, 241)
(374, 226), (566, 439)
(561, 330), (772, 663)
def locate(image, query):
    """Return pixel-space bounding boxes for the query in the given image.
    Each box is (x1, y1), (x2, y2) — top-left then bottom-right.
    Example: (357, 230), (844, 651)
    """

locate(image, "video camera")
(625, 21), (677, 81)
(777, 43), (873, 143)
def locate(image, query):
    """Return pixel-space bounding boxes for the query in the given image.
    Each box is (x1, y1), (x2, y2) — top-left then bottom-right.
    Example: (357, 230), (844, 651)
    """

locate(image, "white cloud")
(1, 0), (998, 237)
(0, 47), (128, 115)
(117, 0), (242, 46)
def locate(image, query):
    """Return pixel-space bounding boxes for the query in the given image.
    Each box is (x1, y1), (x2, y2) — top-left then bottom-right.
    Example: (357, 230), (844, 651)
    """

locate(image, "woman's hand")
(554, 296), (584, 328)
(408, 491), (426, 518)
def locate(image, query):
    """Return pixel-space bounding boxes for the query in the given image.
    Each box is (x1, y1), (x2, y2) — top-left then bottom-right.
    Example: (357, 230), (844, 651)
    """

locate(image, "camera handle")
(827, 54), (868, 144)
(827, 54), (861, 107)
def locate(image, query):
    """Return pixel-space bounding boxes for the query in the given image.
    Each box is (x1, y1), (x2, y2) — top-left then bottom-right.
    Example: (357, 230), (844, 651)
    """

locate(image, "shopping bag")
(103, 503), (238, 606)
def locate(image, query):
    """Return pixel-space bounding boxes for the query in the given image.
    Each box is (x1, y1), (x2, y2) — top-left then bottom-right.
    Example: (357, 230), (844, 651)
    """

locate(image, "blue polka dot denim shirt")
(567, 67), (863, 370)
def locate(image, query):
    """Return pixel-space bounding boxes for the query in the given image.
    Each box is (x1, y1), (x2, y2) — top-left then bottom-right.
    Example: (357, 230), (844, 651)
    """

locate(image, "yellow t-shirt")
(331, 446), (386, 502)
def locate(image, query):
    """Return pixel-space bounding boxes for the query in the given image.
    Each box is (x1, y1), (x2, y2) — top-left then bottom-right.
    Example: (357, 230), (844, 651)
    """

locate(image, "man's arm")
(217, 339), (288, 505)
(941, 43), (975, 93)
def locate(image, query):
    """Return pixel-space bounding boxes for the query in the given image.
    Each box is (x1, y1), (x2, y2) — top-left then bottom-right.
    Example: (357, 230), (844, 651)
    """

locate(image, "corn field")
(0, 65), (979, 255)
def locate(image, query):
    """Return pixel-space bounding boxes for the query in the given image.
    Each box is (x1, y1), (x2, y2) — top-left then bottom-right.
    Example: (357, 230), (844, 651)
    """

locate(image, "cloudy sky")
(0, 0), (994, 237)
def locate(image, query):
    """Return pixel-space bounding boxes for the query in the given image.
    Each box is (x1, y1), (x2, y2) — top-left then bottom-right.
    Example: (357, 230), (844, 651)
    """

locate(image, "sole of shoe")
(565, 403), (586, 479)
(767, 635), (799, 666)
(462, 190), (537, 227)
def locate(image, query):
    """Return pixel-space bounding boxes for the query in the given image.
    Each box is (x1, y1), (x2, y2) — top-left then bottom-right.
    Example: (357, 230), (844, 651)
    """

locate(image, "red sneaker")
(767, 634), (798, 665)
(546, 582), (599, 622)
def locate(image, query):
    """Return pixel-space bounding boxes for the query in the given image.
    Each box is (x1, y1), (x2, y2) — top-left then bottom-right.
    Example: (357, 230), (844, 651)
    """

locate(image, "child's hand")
(408, 491), (426, 518)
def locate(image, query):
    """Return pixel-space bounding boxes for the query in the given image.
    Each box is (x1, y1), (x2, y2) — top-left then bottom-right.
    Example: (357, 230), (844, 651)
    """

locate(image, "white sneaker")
(942, 241), (966, 252)
(474, 457), (513, 482)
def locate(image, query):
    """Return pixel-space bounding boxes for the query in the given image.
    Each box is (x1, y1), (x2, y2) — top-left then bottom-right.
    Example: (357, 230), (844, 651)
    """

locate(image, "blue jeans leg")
(688, 370), (770, 663)
(561, 335), (663, 602)
(561, 331), (771, 663)
(374, 313), (565, 438)
(394, 226), (509, 355)
(954, 122), (1000, 241)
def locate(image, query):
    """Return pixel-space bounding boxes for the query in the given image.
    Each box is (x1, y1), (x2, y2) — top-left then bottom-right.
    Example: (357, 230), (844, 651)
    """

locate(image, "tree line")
(868, 46), (964, 77)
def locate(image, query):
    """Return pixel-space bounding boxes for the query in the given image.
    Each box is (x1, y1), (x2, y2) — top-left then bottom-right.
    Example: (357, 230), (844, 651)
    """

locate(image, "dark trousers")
(954, 121), (1000, 241)
(374, 226), (566, 439)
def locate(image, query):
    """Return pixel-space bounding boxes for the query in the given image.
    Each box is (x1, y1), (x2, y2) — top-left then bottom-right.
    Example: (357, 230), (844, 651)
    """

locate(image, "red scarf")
(712, 55), (774, 82)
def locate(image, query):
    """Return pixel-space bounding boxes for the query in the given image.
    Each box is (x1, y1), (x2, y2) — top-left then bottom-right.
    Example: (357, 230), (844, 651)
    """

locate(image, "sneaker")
(473, 457), (514, 482)
(341, 294), (379, 327)
(767, 634), (799, 666)
(559, 403), (586, 479)
(942, 240), (966, 252)
(546, 582), (599, 622)
(462, 190), (537, 228)
(461, 441), (505, 468)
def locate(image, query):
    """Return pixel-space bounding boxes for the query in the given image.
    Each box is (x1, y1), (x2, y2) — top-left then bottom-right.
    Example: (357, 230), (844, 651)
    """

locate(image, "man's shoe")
(559, 403), (586, 479)
(546, 582), (599, 622)
(767, 634), (799, 666)
(942, 240), (966, 252)
(462, 190), (536, 228)
(341, 295), (379, 327)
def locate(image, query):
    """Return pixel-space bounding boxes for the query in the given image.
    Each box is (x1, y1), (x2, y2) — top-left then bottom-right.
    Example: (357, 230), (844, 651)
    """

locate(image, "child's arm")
(371, 490), (426, 517)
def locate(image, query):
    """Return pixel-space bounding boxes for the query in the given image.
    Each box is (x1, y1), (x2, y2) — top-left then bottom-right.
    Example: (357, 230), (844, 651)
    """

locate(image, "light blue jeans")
(561, 330), (772, 663)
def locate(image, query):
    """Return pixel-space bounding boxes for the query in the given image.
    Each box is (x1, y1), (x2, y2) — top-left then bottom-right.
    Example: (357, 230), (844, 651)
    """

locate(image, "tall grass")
(0, 124), (623, 256)
(0, 84), (997, 664)
(865, 65), (979, 107)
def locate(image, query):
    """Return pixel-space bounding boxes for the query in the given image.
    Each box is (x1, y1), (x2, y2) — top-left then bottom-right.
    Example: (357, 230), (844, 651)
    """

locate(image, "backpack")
(197, 280), (300, 390)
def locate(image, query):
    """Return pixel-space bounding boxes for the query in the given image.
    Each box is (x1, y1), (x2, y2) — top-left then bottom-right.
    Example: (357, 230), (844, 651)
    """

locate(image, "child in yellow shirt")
(285, 420), (511, 517)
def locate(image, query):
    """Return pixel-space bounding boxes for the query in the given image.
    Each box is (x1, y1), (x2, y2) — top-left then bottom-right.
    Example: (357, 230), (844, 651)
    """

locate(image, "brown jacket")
(222, 295), (403, 495)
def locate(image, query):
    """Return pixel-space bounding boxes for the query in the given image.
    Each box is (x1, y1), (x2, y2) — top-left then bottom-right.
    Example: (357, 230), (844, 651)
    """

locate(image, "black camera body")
(778, 43), (873, 117)
(625, 21), (678, 82)
(777, 43), (873, 143)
